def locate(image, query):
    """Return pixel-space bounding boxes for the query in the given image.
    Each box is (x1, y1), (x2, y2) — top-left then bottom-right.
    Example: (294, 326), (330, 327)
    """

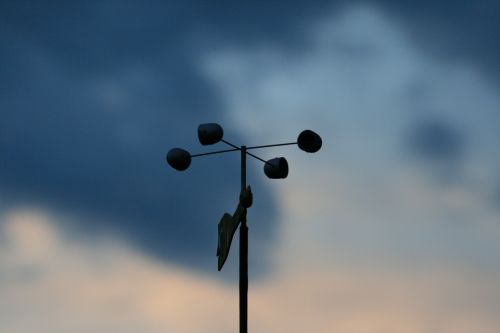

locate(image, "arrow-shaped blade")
(217, 212), (239, 271)
(217, 186), (252, 271)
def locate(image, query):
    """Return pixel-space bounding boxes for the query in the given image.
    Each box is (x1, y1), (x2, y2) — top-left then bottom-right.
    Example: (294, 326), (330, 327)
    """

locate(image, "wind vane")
(166, 123), (322, 333)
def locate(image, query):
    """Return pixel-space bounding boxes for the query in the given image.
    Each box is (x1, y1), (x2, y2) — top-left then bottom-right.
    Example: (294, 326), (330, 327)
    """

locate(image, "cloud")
(201, 3), (500, 270)
(2, 2), (500, 332)
(373, 0), (500, 81)
(406, 118), (465, 167)
(0, 209), (236, 333)
(1, 209), (499, 333)
(2, 0), (499, 277)
(0, 0), (284, 272)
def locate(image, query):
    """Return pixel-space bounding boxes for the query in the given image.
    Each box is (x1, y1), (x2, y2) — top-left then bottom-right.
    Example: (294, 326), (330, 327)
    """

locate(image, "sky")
(1, 1), (500, 332)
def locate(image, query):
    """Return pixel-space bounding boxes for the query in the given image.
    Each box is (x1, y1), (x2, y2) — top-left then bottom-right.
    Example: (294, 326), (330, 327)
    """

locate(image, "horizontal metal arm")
(189, 140), (297, 160)
(246, 142), (297, 150)
(191, 147), (240, 158)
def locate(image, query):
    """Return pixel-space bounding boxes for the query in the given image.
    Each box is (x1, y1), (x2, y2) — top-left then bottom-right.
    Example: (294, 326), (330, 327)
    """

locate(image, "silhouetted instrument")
(166, 123), (322, 333)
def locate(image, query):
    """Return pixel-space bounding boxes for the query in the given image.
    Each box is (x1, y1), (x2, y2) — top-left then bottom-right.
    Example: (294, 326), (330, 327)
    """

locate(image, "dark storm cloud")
(407, 119), (465, 168)
(1, 0), (498, 274)
(373, 0), (500, 80)
(1, 0), (342, 274)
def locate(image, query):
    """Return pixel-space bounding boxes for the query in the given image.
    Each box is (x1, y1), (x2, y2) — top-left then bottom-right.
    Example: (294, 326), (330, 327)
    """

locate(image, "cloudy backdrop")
(1, 1), (499, 332)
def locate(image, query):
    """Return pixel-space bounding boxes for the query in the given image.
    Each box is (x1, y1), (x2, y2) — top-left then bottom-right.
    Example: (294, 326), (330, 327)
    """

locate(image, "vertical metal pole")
(240, 146), (248, 333)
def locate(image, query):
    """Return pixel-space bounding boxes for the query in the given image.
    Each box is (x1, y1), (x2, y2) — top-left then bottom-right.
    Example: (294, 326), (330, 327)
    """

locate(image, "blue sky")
(1, 1), (500, 332)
